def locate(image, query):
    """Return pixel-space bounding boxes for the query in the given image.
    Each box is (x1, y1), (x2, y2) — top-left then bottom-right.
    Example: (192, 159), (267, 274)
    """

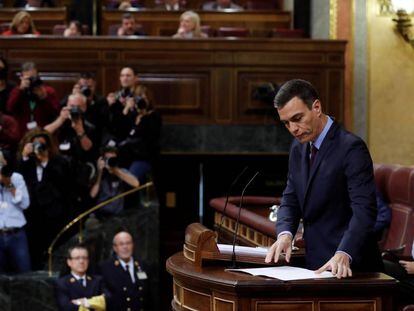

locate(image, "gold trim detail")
(183, 244), (196, 262)
(330, 0), (338, 39)
(215, 213), (275, 247)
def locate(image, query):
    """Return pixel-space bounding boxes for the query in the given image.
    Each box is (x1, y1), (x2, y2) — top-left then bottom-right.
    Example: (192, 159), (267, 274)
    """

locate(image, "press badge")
(26, 121), (38, 130)
(0, 202), (8, 209)
(137, 271), (147, 280)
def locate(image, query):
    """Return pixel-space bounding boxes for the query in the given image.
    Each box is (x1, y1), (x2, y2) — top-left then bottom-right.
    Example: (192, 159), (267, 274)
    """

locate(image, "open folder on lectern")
(226, 266), (334, 281)
(217, 244), (334, 281)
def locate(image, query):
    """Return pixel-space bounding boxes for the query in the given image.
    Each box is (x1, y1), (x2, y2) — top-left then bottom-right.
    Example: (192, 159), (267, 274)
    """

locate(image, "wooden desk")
(101, 9), (291, 36)
(167, 252), (397, 311)
(0, 8), (67, 34)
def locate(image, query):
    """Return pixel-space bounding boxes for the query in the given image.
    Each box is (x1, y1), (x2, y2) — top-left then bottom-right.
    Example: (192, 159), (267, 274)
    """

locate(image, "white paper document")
(217, 244), (268, 257)
(226, 266), (334, 281)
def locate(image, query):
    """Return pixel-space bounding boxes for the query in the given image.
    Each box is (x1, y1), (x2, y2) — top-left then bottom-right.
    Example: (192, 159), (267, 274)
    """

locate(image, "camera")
(135, 96), (148, 110)
(118, 88), (132, 99)
(81, 86), (91, 98)
(32, 141), (47, 155)
(70, 106), (83, 120)
(104, 156), (118, 168)
(25, 76), (43, 99)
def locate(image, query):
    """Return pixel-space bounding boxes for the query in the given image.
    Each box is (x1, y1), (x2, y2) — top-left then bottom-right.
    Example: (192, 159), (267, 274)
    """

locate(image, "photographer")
(105, 67), (140, 142)
(18, 129), (73, 269)
(61, 73), (109, 145)
(45, 93), (97, 161)
(0, 163), (31, 273)
(6, 62), (59, 136)
(117, 86), (161, 184)
(90, 145), (139, 217)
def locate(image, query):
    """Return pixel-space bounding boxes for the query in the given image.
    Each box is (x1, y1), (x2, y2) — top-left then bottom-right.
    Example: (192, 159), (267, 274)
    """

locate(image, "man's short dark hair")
(122, 13), (134, 21)
(273, 79), (320, 109)
(67, 244), (88, 259)
(121, 66), (137, 76)
(79, 72), (95, 80)
(0, 165), (13, 178)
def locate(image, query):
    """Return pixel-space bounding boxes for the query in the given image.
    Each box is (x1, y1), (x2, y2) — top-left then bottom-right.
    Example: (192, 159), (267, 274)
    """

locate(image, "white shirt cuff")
(277, 231), (293, 239)
(335, 250), (352, 263)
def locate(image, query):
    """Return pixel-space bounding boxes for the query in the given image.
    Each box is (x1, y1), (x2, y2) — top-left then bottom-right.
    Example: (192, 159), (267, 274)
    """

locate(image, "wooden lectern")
(166, 223), (398, 311)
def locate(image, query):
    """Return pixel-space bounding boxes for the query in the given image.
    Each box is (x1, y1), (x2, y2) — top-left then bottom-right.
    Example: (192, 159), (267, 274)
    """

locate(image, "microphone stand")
(216, 166), (248, 242)
(229, 171), (259, 269)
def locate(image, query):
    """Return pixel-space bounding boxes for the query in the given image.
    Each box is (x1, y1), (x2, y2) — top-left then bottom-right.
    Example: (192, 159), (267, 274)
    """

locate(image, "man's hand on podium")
(316, 253), (352, 279)
(265, 234), (292, 264)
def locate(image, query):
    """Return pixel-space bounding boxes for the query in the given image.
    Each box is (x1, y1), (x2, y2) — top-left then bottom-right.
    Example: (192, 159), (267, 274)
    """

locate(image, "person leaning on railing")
(89, 144), (139, 218)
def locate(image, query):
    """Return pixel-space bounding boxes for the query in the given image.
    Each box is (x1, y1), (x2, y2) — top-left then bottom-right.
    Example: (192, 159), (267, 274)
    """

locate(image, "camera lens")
(106, 157), (118, 168)
(32, 141), (46, 154)
(81, 86), (91, 97)
(70, 106), (82, 119)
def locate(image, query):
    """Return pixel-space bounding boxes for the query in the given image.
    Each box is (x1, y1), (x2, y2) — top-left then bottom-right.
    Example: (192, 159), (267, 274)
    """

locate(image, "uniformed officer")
(99, 231), (149, 311)
(55, 245), (107, 311)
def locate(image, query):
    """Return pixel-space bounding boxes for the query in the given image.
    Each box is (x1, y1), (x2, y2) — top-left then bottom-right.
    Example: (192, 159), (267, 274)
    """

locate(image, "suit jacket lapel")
(304, 122), (339, 201)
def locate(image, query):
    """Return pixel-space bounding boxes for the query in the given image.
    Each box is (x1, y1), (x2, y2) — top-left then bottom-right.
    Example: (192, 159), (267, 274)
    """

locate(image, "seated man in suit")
(55, 245), (107, 311)
(116, 13), (145, 36)
(202, 0), (243, 10)
(99, 231), (149, 311)
(265, 79), (383, 278)
(384, 241), (414, 305)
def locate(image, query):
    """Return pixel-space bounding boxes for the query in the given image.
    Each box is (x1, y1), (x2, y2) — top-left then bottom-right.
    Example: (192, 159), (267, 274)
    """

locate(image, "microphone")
(216, 166), (249, 242)
(230, 171), (259, 269)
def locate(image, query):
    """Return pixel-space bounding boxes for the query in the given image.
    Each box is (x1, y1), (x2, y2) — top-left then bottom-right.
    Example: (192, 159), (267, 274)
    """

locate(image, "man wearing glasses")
(55, 245), (107, 310)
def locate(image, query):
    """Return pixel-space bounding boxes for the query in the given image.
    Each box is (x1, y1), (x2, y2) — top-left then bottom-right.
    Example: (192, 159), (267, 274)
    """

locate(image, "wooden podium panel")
(166, 252), (397, 311)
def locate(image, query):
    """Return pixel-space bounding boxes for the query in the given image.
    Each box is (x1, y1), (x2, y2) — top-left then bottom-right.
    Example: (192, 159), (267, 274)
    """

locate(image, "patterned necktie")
(309, 144), (318, 167)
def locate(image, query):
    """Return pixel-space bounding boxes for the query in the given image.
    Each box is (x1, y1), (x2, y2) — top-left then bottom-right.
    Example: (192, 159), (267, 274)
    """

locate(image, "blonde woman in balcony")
(2, 11), (40, 35)
(173, 11), (207, 39)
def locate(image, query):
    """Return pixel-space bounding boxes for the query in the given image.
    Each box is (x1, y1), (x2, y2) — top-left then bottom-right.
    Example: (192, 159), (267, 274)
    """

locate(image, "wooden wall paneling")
(0, 8), (67, 34)
(138, 72), (211, 123)
(0, 37), (346, 125)
(212, 68), (233, 124)
(235, 69), (327, 123)
(102, 66), (122, 96)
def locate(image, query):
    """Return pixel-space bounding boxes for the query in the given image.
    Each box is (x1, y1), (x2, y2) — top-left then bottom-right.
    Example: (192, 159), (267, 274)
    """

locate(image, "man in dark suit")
(265, 79), (382, 278)
(55, 245), (107, 310)
(99, 231), (149, 311)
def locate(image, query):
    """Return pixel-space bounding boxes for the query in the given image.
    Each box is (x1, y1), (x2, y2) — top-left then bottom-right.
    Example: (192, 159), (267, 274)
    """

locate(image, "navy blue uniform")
(55, 274), (106, 311)
(99, 258), (149, 311)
